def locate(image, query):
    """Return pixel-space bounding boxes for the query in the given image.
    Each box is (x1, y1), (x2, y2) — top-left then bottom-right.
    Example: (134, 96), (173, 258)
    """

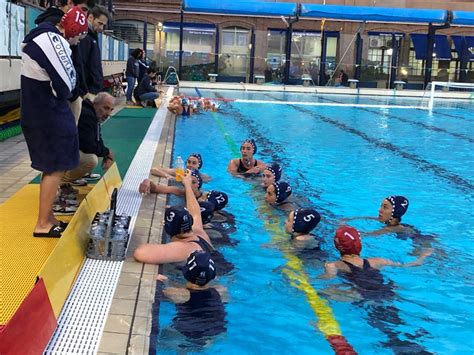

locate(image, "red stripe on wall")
(0, 278), (57, 355)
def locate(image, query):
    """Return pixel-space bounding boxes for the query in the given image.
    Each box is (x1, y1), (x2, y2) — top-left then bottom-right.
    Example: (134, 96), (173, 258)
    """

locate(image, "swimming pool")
(152, 90), (474, 354)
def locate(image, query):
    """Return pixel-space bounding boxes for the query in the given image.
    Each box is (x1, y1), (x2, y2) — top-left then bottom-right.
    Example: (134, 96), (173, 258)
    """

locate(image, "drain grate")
(44, 88), (173, 354)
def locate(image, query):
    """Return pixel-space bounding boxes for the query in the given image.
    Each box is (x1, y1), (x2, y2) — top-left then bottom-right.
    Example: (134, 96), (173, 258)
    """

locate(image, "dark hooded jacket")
(77, 99), (110, 157)
(78, 26), (103, 95)
(34, 6), (64, 26)
(35, 7), (86, 100)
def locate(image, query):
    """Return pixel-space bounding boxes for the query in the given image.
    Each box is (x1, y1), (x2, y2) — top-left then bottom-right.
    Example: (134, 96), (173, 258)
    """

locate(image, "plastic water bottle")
(113, 224), (127, 240)
(175, 156), (185, 182)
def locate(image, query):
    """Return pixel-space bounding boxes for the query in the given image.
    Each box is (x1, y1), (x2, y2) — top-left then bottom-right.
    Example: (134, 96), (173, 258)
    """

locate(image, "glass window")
(266, 30), (286, 83)
(182, 27), (216, 81)
(222, 31), (235, 46)
(290, 32), (321, 81)
(220, 27), (250, 77)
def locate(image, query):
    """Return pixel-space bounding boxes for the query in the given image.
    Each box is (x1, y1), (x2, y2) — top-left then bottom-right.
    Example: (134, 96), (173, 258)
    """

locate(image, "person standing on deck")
(21, 6), (88, 237)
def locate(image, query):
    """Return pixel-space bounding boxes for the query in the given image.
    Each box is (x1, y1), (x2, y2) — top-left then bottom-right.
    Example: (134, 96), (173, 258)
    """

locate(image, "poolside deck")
(0, 94), (175, 354)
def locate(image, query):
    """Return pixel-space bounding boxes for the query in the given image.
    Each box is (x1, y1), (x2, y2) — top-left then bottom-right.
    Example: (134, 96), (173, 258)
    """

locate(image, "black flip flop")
(33, 225), (63, 238)
(59, 221), (69, 230)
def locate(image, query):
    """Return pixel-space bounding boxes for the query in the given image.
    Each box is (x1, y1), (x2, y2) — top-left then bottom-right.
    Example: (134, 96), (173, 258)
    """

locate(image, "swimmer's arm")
(361, 226), (394, 237)
(369, 249), (433, 269)
(214, 285), (229, 302)
(320, 262), (339, 279)
(201, 173), (212, 182)
(133, 242), (194, 264)
(149, 181), (184, 196)
(227, 159), (239, 174)
(245, 161), (267, 174)
(182, 171), (210, 241)
(150, 167), (175, 179)
(340, 216), (378, 223)
(163, 287), (191, 304)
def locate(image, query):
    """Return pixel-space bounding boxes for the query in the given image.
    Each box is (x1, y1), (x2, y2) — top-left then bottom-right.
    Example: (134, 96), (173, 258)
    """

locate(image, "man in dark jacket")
(79, 6), (109, 101)
(63, 92), (115, 184)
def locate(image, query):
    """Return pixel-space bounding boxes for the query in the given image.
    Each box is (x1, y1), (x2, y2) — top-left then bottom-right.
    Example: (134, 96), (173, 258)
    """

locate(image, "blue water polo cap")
(273, 181), (292, 204)
(183, 250), (216, 286)
(266, 163), (282, 182)
(242, 139), (257, 154)
(181, 98), (189, 105)
(164, 206), (194, 236)
(293, 208), (321, 233)
(199, 201), (215, 224)
(189, 153), (203, 169)
(386, 195), (409, 220)
(206, 190), (229, 210)
(191, 169), (203, 189)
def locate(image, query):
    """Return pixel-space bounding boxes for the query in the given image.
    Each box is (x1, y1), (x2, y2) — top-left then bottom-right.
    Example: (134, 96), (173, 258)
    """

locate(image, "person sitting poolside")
(341, 195), (412, 236)
(262, 163), (282, 188)
(134, 170), (214, 265)
(322, 226), (432, 279)
(149, 153), (211, 182)
(265, 181), (293, 211)
(135, 67), (160, 107)
(284, 208), (321, 250)
(227, 139), (266, 175)
(157, 250), (227, 348)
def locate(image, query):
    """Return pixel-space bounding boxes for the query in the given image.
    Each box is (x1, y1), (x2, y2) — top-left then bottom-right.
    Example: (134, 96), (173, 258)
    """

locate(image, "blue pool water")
(153, 90), (474, 354)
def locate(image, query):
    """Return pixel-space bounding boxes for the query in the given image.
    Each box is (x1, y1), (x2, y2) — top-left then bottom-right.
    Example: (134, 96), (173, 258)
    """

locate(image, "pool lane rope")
(196, 93), (356, 353)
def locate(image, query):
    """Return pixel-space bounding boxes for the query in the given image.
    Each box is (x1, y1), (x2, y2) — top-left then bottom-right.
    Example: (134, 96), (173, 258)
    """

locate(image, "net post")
(428, 81), (437, 111)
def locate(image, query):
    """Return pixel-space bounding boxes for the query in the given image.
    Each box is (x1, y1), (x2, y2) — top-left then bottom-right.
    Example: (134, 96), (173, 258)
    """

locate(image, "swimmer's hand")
(139, 179), (151, 194)
(246, 166), (262, 174)
(181, 169), (193, 188)
(156, 274), (168, 282)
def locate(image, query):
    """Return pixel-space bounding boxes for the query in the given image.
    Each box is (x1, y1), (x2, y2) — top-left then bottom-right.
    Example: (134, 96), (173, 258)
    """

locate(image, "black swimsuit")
(342, 259), (394, 299)
(188, 236), (234, 276)
(237, 158), (257, 173)
(172, 287), (226, 343)
(189, 235), (213, 253)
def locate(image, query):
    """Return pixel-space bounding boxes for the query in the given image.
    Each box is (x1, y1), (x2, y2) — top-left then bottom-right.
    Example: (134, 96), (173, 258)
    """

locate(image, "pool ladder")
(164, 66), (180, 86)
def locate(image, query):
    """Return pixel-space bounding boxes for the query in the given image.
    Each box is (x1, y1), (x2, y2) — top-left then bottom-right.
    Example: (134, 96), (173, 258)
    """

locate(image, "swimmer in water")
(146, 153), (211, 182)
(265, 181), (293, 211)
(180, 97), (193, 117)
(341, 195), (412, 236)
(133, 170), (214, 265)
(202, 191), (238, 247)
(322, 226), (434, 354)
(284, 208), (321, 249)
(227, 139), (266, 175)
(323, 226), (432, 279)
(157, 250), (227, 349)
(262, 163), (282, 188)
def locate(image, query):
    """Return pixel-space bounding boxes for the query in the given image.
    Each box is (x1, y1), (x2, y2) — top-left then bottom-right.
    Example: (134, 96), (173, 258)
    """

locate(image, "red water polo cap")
(60, 6), (88, 39)
(334, 226), (362, 255)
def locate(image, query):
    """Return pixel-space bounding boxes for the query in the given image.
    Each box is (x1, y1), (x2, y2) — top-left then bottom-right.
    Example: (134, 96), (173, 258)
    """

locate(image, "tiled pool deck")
(0, 97), (175, 354)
